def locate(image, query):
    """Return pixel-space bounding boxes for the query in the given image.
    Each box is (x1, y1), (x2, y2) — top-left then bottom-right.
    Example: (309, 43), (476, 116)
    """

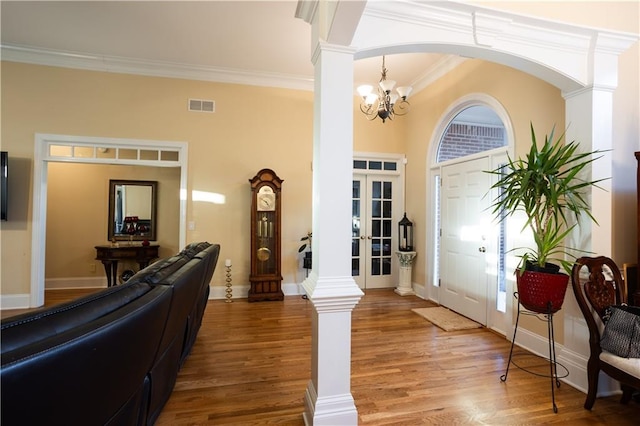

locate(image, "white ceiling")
(0, 1), (448, 92)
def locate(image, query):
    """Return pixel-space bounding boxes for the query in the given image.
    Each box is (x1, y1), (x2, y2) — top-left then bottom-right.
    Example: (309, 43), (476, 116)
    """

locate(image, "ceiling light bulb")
(357, 85), (373, 98)
(396, 86), (413, 99)
(365, 93), (378, 106)
(379, 79), (396, 93)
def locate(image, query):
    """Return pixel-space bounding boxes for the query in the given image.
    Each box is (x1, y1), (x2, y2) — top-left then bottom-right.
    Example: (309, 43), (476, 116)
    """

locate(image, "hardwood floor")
(157, 289), (638, 425)
(3, 288), (637, 424)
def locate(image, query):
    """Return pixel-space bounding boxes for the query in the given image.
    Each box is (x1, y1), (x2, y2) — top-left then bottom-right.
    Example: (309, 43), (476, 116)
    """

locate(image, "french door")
(439, 157), (491, 325)
(352, 174), (401, 289)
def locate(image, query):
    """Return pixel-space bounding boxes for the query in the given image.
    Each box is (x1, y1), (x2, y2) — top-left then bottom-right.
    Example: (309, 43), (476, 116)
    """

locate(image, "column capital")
(396, 250), (417, 267)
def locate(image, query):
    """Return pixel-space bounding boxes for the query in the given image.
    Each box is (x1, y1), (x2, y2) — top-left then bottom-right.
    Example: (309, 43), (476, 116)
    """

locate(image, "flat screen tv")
(1, 151), (7, 221)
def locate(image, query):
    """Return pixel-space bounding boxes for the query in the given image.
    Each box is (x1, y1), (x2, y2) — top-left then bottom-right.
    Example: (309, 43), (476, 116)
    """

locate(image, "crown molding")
(295, 0), (318, 25)
(411, 55), (467, 94)
(1, 44), (315, 92)
(356, 0), (638, 91)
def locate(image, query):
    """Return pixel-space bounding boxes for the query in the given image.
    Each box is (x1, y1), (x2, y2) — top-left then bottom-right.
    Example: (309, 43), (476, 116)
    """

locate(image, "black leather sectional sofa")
(1, 242), (220, 426)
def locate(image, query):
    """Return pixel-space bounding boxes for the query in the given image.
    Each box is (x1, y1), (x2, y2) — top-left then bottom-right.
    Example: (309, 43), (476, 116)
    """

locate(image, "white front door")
(352, 174), (400, 289)
(440, 157), (491, 324)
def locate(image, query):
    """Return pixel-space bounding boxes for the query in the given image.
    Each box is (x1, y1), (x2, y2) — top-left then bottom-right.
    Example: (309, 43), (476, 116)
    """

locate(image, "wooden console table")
(95, 244), (159, 287)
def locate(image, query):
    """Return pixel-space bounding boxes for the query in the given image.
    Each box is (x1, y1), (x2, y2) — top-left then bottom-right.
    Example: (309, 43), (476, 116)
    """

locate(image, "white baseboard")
(43, 278), (304, 300)
(208, 282), (305, 300)
(506, 324), (621, 398)
(0, 293), (31, 310)
(45, 276), (106, 289)
(560, 346), (623, 397)
(412, 282), (427, 300)
(1, 277), (106, 310)
(209, 284), (249, 300)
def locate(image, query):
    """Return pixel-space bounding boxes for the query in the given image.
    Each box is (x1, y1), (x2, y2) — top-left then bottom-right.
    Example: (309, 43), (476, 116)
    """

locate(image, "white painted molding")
(1, 44), (314, 92)
(302, 273), (364, 309)
(45, 277), (106, 289)
(0, 294), (31, 310)
(294, 0), (317, 25)
(472, 12), (512, 47)
(31, 133), (189, 309)
(412, 282), (428, 300)
(354, 0), (638, 92)
(511, 325), (622, 398)
(208, 282), (306, 300)
(410, 55), (467, 95)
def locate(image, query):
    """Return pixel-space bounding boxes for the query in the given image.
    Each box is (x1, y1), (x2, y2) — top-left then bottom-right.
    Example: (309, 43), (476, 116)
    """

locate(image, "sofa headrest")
(179, 242), (212, 258)
(1, 282), (153, 355)
(133, 255), (190, 285)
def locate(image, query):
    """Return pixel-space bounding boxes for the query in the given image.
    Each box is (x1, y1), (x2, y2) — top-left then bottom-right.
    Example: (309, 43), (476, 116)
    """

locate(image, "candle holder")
(225, 260), (233, 303)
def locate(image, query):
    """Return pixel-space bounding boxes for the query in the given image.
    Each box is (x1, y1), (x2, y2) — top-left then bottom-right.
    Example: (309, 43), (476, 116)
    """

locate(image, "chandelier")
(357, 56), (412, 123)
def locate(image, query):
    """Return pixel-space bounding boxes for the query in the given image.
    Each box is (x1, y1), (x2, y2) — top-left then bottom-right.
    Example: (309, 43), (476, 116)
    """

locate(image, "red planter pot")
(516, 270), (569, 314)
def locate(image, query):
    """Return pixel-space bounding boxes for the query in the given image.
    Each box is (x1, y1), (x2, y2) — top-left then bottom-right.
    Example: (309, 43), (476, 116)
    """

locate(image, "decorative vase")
(516, 270), (569, 314)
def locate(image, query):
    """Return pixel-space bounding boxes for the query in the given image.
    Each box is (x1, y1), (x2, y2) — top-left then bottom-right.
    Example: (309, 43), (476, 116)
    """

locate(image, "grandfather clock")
(249, 169), (284, 302)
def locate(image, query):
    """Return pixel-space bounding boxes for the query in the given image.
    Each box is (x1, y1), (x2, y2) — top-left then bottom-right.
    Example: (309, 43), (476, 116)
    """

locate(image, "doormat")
(411, 307), (482, 331)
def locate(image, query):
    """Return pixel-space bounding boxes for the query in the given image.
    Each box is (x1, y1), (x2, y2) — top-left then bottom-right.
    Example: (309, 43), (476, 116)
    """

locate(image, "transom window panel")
(47, 144), (181, 164)
(437, 106), (506, 162)
(353, 159), (398, 172)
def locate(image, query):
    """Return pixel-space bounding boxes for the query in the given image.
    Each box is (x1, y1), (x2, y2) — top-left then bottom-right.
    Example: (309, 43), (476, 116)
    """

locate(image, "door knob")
(478, 247), (486, 253)
(360, 235), (365, 240)
(367, 236), (372, 240)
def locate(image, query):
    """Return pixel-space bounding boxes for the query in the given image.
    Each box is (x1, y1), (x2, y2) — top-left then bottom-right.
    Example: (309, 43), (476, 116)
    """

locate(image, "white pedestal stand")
(395, 251), (416, 296)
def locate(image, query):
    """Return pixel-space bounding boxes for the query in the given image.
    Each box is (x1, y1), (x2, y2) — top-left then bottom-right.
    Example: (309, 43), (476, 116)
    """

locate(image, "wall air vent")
(188, 99), (215, 113)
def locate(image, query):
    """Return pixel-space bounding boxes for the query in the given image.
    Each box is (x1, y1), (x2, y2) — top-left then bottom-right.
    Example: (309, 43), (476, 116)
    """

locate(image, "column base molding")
(394, 287), (415, 296)
(303, 380), (358, 426)
(302, 272), (364, 309)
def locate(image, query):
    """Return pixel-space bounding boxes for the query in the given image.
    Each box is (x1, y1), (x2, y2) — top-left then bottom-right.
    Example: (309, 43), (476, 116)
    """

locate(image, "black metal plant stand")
(500, 292), (569, 413)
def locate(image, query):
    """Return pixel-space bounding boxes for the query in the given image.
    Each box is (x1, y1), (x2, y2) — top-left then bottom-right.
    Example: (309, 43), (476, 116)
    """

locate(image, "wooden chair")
(571, 256), (640, 409)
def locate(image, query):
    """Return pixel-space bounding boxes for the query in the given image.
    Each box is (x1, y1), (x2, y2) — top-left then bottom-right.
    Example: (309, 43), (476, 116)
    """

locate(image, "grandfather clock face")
(257, 186), (275, 211)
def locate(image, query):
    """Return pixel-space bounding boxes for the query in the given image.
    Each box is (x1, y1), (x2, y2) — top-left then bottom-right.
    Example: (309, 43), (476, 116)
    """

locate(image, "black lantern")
(398, 213), (413, 252)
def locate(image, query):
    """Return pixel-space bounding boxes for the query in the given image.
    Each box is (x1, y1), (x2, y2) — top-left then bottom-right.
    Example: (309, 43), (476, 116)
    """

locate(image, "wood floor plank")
(3, 288), (637, 424)
(157, 288), (638, 424)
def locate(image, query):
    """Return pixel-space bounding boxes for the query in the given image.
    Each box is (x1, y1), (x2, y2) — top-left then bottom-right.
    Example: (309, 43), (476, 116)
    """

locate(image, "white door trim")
(353, 152), (405, 290)
(427, 94), (515, 334)
(31, 134), (188, 307)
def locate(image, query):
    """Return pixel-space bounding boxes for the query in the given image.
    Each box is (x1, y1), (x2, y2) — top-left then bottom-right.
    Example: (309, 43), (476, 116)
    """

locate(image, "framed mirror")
(108, 179), (157, 241)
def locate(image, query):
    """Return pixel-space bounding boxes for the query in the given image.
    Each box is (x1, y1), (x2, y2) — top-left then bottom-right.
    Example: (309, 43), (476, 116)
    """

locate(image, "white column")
(302, 42), (364, 426)
(395, 251), (416, 296)
(562, 86), (619, 395)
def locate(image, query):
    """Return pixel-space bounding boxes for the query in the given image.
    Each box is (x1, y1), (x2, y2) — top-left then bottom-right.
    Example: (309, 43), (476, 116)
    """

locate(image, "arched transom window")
(437, 106), (507, 162)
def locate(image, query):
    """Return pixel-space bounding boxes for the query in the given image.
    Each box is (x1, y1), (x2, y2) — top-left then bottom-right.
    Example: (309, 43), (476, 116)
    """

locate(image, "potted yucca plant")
(486, 123), (606, 313)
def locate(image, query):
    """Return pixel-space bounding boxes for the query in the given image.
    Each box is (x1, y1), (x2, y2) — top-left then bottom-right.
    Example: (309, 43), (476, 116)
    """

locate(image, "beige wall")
(0, 62), (319, 294)
(46, 163), (180, 281)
